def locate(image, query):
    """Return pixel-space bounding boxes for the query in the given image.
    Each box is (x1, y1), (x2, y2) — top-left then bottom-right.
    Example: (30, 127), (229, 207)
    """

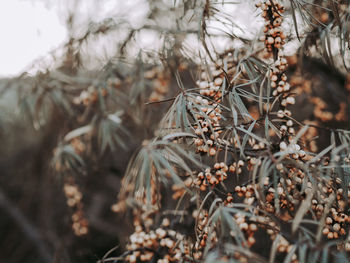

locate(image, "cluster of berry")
(63, 179), (88, 236)
(125, 218), (193, 263)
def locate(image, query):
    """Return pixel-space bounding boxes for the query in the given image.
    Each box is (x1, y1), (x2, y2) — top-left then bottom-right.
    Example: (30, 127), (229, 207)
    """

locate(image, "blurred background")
(1, 0), (240, 262)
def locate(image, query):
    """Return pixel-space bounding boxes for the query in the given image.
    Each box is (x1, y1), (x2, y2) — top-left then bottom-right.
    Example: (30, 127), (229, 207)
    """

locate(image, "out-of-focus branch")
(0, 188), (53, 263)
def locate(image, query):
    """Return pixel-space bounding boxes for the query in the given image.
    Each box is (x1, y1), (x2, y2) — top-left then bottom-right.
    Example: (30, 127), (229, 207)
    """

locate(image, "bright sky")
(0, 0), (153, 77)
(0, 1), (287, 78)
(0, 1), (67, 77)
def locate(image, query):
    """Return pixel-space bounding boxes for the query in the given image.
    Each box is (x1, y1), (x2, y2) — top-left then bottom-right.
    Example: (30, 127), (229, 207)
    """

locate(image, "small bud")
(286, 97), (295, 105)
(279, 141), (287, 150)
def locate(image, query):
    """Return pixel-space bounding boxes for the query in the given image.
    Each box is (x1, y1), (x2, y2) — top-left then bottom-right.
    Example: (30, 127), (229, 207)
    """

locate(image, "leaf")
(121, 140), (200, 201)
(228, 92), (238, 126)
(236, 124), (267, 145)
(269, 235), (281, 263)
(307, 144), (334, 164)
(107, 110), (123, 125)
(64, 125), (93, 141)
(292, 185), (316, 233)
(50, 89), (72, 114)
(162, 132), (197, 141)
(158, 93), (191, 133)
(283, 245), (297, 263)
(298, 243), (307, 263)
(290, 0), (301, 41)
(241, 120), (256, 151)
(230, 89), (251, 121)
